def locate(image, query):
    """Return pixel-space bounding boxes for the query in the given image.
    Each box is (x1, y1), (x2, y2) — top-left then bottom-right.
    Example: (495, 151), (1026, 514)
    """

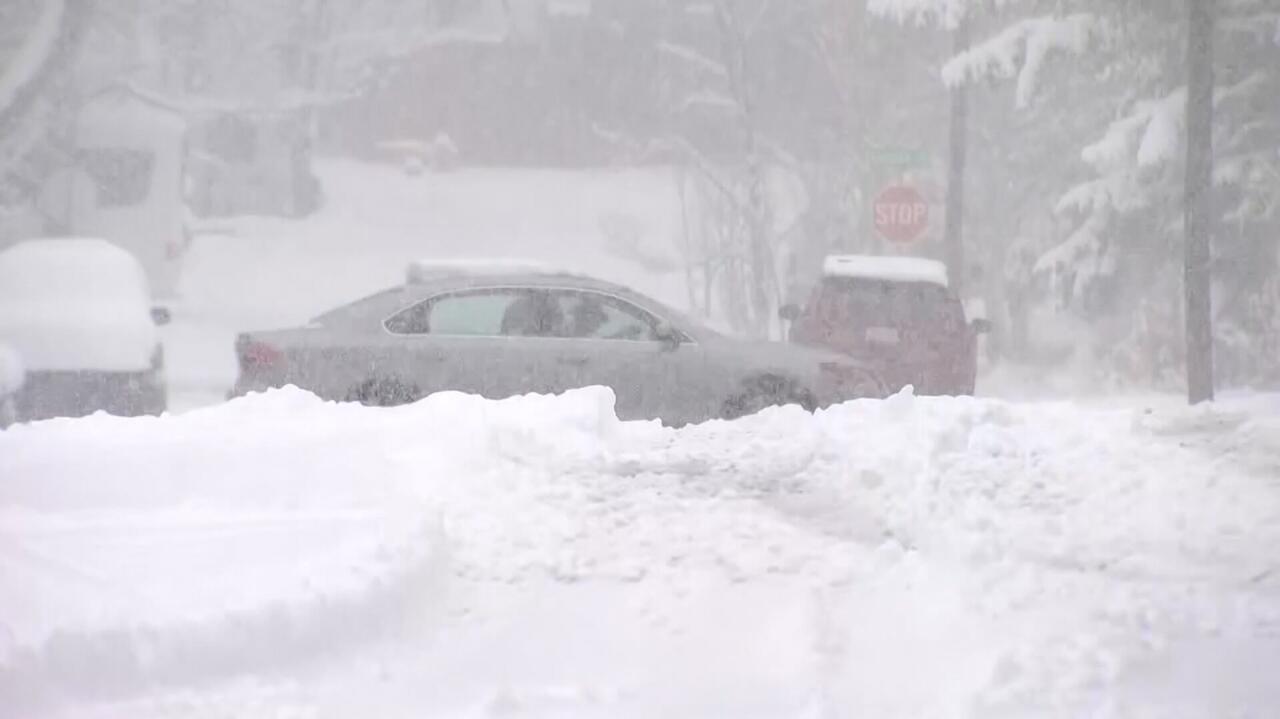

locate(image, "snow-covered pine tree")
(876, 0), (1280, 390)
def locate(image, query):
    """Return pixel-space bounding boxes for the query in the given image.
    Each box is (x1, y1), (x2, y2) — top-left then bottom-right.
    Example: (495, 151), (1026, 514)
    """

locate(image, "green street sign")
(868, 145), (930, 169)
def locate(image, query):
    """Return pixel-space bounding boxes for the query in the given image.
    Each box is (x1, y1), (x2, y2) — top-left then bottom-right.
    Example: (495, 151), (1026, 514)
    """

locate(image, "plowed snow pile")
(3, 388), (1279, 718)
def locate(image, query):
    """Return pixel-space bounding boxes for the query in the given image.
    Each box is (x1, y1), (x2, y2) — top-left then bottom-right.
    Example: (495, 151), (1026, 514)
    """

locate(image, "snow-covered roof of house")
(822, 254), (949, 287)
(405, 258), (577, 284)
(76, 84), (186, 145)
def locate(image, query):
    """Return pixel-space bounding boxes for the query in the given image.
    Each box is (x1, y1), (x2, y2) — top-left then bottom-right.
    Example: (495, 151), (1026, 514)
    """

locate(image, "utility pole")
(1184, 0), (1215, 404)
(943, 14), (970, 294)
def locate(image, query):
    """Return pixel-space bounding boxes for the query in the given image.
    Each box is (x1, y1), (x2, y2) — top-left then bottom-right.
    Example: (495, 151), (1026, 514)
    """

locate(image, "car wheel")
(721, 374), (816, 420)
(845, 367), (889, 399)
(345, 377), (421, 407)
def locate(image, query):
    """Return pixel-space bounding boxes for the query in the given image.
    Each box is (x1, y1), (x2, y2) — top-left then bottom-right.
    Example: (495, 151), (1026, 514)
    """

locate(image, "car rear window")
(815, 277), (965, 332)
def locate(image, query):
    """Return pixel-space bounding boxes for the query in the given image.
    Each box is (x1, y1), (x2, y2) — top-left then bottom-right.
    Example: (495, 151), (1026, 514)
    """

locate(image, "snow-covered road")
(3, 387), (1279, 717)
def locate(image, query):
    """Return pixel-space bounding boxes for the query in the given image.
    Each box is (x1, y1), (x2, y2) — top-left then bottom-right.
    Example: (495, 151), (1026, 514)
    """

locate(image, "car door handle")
(558, 356), (589, 366)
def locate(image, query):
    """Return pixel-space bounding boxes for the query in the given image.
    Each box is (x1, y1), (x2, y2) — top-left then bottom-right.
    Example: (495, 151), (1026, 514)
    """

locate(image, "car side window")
(555, 291), (659, 341)
(385, 289), (526, 336)
(385, 288), (668, 340)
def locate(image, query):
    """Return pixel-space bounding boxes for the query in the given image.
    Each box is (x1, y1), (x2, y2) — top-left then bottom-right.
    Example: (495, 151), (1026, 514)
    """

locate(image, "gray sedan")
(231, 266), (884, 425)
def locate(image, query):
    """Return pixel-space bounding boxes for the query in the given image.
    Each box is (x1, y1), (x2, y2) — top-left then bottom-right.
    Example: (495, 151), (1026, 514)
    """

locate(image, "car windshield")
(4, 2), (1276, 717)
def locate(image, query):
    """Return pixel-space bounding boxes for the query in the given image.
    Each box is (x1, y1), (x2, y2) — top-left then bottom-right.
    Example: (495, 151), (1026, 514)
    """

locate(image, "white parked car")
(0, 342), (22, 428)
(0, 238), (168, 421)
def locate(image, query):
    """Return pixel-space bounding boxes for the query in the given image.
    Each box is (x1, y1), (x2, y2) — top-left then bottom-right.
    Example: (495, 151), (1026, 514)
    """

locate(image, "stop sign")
(873, 185), (929, 243)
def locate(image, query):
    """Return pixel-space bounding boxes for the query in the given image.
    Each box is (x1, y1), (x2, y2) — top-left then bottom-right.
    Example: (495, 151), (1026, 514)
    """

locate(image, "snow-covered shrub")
(1216, 274), (1280, 389)
(1093, 281), (1185, 391)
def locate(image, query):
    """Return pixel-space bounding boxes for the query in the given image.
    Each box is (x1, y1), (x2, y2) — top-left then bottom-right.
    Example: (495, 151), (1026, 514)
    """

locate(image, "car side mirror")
(654, 323), (682, 351)
(970, 317), (992, 334)
(151, 306), (172, 326)
(778, 304), (801, 322)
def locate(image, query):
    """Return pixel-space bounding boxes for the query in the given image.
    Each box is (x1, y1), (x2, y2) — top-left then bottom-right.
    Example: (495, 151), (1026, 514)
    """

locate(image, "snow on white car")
(0, 238), (169, 421)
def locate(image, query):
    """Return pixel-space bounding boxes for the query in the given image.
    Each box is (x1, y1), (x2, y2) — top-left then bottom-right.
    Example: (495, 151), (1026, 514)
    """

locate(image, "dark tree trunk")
(1184, 0), (1215, 404)
(943, 16), (970, 295)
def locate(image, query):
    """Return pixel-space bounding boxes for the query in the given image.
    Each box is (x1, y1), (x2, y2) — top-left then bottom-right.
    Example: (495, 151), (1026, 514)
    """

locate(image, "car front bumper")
(12, 369), (166, 421)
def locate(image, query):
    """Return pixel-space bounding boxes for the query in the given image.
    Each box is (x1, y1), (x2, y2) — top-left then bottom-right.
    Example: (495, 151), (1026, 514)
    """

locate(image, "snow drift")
(2, 387), (1279, 717)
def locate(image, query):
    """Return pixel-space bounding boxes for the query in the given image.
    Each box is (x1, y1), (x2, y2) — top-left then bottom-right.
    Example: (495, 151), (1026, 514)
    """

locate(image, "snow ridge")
(3, 386), (1279, 715)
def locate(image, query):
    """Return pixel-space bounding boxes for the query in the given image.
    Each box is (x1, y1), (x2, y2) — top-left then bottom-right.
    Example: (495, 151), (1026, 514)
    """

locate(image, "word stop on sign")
(872, 185), (929, 244)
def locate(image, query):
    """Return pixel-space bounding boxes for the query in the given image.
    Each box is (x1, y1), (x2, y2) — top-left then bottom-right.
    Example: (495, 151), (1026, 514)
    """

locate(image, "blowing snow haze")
(1, 1), (1279, 717)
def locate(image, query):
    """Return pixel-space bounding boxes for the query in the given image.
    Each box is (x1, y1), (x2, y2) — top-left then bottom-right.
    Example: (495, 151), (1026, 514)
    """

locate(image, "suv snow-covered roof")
(822, 254), (949, 287)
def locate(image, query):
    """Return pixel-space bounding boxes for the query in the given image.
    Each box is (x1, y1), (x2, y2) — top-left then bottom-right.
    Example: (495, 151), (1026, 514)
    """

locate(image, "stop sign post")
(873, 185), (929, 244)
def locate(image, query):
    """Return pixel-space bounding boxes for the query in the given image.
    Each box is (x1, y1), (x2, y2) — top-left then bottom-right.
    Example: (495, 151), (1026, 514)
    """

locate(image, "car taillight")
(238, 338), (285, 372)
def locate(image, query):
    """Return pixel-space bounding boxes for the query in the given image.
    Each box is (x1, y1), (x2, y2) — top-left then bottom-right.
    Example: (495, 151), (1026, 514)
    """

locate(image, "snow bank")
(4, 386), (1279, 716)
(0, 238), (157, 372)
(823, 254), (949, 286)
(0, 387), (453, 711)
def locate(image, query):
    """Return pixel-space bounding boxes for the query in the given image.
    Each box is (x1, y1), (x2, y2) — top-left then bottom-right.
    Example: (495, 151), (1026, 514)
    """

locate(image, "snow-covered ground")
(6, 160), (1277, 716)
(3, 385), (1279, 717)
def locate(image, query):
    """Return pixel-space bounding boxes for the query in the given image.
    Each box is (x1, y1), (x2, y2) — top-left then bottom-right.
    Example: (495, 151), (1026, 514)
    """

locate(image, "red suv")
(781, 255), (990, 396)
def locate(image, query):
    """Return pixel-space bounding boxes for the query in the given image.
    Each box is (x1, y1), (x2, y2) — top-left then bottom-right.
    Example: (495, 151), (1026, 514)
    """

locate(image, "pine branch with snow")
(941, 13), (1098, 109)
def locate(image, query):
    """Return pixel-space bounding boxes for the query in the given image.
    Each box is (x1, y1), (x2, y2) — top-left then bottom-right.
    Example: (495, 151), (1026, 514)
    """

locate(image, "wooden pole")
(943, 15), (970, 294)
(1184, 0), (1215, 404)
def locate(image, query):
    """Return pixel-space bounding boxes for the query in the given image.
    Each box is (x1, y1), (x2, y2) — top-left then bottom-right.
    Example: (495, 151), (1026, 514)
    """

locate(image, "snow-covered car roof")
(0, 238), (158, 372)
(0, 238), (153, 302)
(405, 258), (582, 284)
(822, 254), (949, 287)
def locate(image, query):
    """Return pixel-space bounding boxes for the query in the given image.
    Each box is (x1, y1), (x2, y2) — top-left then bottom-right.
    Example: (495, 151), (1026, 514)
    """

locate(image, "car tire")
(845, 367), (889, 400)
(722, 374), (816, 420)
(141, 387), (168, 416)
(345, 377), (421, 407)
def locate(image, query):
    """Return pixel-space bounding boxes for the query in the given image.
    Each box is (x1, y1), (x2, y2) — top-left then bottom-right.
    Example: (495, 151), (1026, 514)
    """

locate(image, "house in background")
(29, 84), (189, 299)
(185, 102), (318, 219)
